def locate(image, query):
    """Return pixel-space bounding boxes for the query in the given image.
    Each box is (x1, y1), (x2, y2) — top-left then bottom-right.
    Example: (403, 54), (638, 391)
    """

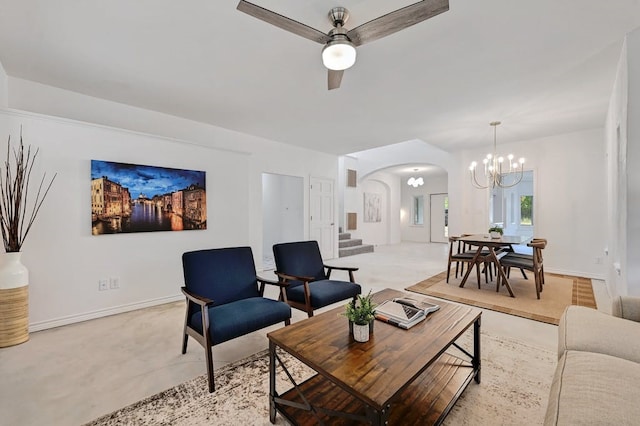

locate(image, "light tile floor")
(0, 242), (608, 425)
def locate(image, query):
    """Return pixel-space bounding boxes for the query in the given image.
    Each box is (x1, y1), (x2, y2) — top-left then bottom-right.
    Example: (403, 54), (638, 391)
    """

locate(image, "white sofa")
(544, 297), (640, 425)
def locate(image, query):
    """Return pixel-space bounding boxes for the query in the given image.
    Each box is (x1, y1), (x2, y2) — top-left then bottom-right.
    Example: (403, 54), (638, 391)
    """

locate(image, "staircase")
(339, 232), (374, 258)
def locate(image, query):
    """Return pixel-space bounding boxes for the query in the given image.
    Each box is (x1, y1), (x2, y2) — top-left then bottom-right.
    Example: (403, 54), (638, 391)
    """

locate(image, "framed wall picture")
(91, 160), (206, 235)
(363, 192), (382, 223)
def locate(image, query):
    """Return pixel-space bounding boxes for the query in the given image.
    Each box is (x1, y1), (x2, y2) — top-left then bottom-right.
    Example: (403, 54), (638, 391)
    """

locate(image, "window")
(413, 195), (424, 225)
(520, 195), (533, 225)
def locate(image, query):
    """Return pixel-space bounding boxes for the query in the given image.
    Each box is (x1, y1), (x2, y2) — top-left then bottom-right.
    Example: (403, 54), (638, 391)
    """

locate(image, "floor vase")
(0, 252), (29, 347)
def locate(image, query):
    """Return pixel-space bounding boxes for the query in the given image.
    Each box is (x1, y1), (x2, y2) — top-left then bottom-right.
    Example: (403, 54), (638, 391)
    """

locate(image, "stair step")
(339, 238), (362, 248)
(339, 232), (351, 241)
(339, 244), (374, 258)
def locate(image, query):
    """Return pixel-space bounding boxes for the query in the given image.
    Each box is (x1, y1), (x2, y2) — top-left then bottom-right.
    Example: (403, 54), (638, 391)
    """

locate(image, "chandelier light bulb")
(508, 154), (514, 161)
(519, 158), (525, 164)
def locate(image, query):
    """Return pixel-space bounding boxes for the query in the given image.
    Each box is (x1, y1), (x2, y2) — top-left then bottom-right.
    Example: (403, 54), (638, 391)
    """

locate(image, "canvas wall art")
(91, 160), (206, 235)
(363, 192), (382, 223)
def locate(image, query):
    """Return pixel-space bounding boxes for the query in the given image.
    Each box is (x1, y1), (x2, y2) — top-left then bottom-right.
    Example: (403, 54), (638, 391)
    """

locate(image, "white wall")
(400, 175), (448, 242)
(626, 29), (640, 295)
(456, 128), (607, 279)
(0, 60), (7, 108)
(605, 39), (628, 297)
(1, 80), (338, 330)
(341, 155), (360, 234)
(607, 28), (640, 296)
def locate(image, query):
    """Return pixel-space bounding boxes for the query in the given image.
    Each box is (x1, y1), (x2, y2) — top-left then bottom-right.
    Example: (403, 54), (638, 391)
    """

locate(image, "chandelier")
(469, 121), (525, 189)
(407, 169), (424, 187)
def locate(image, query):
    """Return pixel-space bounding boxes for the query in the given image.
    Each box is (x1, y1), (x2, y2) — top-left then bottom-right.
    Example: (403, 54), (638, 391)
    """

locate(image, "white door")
(310, 177), (335, 259)
(430, 193), (448, 243)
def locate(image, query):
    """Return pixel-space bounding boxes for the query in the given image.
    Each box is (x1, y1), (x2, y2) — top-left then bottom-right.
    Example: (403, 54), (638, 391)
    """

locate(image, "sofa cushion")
(558, 306), (640, 363)
(544, 350), (640, 425)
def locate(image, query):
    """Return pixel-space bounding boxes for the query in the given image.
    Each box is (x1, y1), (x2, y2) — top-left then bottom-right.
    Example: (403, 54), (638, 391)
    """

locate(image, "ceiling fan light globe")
(322, 40), (356, 71)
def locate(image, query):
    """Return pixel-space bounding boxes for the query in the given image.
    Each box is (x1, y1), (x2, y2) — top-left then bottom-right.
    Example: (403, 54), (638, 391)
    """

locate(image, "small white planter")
(490, 231), (502, 239)
(352, 323), (370, 343)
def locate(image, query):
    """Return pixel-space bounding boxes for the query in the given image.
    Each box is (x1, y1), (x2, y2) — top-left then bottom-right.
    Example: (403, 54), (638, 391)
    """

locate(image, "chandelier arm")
(495, 167), (524, 189)
(470, 169), (488, 189)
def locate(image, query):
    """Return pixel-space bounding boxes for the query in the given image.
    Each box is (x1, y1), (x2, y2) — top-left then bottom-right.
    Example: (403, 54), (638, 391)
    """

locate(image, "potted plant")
(0, 130), (56, 347)
(488, 226), (504, 239)
(343, 290), (376, 342)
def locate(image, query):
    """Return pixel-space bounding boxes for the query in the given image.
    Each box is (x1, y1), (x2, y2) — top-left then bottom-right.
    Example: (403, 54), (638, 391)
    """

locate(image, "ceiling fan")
(236, 0), (449, 90)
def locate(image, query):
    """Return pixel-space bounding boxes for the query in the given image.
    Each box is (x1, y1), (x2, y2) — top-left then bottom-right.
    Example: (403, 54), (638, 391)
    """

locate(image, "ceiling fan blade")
(328, 70), (344, 90)
(237, 1), (331, 45)
(347, 0), (449, 47)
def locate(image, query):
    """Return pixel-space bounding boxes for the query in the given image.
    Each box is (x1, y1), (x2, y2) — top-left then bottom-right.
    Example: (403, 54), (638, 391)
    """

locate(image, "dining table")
(457, 234), (532, 297)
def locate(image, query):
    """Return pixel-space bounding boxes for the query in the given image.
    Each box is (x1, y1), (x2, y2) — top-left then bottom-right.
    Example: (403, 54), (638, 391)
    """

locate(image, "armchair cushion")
(189, 297), (291, 345)
(286, 279), (362, 308)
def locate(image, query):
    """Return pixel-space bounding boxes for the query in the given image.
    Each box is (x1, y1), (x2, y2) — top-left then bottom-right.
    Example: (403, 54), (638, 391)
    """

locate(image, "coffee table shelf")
(277, 352), (475, 425)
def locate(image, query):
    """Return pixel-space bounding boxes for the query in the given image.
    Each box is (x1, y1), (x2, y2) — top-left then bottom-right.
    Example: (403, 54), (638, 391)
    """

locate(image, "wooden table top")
(459, 234), (531, 245)
(267, 288), (482, 411)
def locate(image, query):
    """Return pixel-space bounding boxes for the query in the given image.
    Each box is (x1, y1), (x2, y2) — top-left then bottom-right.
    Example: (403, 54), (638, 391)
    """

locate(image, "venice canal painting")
(91, 160), (206, 235)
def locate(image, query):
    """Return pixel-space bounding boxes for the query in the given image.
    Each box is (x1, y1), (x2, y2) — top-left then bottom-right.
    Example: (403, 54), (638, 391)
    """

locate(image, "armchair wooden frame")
(275, 264), (359, 317)
(181, 276), (290, 393)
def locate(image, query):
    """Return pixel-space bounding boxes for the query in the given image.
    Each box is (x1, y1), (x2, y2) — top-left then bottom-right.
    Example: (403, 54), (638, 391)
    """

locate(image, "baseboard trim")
(545, 267), (605, 281)
(29, 294), (184, 332)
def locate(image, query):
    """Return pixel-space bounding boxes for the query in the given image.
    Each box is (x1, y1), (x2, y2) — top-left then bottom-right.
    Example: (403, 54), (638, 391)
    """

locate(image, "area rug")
(406, 271), (597, 325)
(85, 332), (556, 426)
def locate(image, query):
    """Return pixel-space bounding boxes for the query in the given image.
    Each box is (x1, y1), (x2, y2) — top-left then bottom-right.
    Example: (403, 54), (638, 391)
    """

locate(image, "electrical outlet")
(98, 279), (108, 291)
(109, 277), (120, 289)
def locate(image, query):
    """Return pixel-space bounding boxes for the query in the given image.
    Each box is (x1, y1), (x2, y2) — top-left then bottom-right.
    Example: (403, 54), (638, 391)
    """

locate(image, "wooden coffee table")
(268, 288), (482, 425)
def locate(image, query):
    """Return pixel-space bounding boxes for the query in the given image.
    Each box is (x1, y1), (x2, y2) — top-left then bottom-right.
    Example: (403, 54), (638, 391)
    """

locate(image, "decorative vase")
(0, 252), (29, 347)
(490, 231), (502, 239)
(352, 323), (370, 343)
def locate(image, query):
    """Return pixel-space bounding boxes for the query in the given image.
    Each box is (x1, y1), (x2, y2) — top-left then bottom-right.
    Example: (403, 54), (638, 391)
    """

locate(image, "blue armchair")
(181, 246), (291, 392)
(273, 240), (362, 317)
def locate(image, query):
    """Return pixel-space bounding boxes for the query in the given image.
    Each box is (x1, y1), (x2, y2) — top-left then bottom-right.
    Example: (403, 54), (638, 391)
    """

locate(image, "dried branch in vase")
(0, 130), (56, 252)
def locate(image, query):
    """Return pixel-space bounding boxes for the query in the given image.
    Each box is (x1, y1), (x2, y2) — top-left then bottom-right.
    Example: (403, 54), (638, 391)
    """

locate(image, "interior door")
(310, 177), (335, 259)
(430, 193), (448, 243)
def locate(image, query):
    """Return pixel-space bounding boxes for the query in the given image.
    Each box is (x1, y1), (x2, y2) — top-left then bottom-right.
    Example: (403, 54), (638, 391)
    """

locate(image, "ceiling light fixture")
(321, 35), (356, 71)
(469, 121), (525, 189)
(407, 169), (424, 188)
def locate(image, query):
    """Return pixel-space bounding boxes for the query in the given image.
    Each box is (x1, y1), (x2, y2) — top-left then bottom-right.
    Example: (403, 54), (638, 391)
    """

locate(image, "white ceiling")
(0, 0), (639, 155)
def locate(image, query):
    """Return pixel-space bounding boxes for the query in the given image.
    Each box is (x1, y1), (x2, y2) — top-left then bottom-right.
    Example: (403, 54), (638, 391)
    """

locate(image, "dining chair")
(447, 236), (476, 282)
(272, 240), (361, 317)
(505, 238), (547, 282)
(500, 239), (547, 299)
(181, 246), (292, 392)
